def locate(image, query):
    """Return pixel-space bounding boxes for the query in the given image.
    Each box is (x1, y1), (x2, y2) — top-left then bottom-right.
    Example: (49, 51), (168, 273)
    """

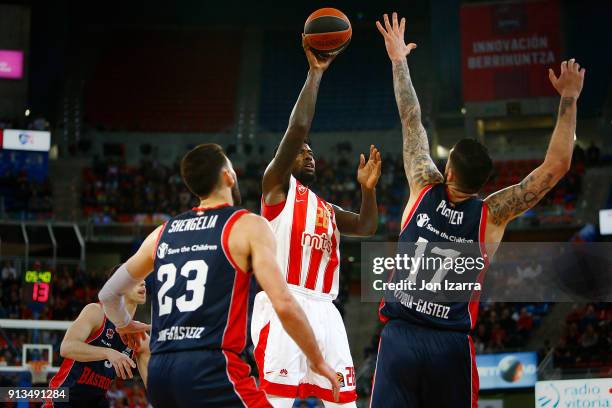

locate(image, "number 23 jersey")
(151, 204), (253, 354)
(379, 184), (489, 333)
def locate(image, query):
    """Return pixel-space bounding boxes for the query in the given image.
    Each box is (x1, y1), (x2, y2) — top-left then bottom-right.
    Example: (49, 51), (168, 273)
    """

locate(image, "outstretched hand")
(548, 59), (585, 98)
(357, 145), (382, 190)
(376, 12), (416, 62)
(302, 35), (336, 72)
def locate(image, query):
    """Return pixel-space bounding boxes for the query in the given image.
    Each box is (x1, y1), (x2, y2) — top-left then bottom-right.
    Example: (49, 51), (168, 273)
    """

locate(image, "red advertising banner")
(461, 0), (561, 102)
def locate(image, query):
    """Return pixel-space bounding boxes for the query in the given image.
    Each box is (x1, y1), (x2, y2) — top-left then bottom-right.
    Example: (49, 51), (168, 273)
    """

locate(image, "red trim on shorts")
(260, 379), (299, 398)
(304, 197), (328, 290)
(468, 204), (490, 329)
(153, 221), (167, 261)
(298, 382), (357, 403)
(368, 337), (383, 408)
(468, 336), (479, 408)
(254, 322), (270, 383)
(221, 209), (251, 352)
(255, 322), (301, 399)
(223, 350), (272, 407)
(192, 203), (231, 211)
(287, 182), (309, 286)
(261, 196), (286, 221)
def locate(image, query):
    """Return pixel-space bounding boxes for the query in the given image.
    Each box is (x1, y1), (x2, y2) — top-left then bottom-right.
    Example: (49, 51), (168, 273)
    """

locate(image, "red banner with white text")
(460, 0), (561, 102)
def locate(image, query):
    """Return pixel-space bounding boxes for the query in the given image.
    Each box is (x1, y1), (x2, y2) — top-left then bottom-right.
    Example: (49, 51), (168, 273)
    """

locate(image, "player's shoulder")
(233, 211), (269, 230)
(79, 303), (106, 323)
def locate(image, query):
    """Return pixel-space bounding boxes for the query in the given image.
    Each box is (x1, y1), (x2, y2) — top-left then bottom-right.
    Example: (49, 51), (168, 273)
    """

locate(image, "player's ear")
(445, 165), (454, 183)
(221, 168), (235, 188)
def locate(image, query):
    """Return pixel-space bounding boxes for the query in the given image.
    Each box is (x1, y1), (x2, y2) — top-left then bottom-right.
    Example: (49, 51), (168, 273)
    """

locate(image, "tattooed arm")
(376, 13), (443, 193)
(485, 60), (585, 228)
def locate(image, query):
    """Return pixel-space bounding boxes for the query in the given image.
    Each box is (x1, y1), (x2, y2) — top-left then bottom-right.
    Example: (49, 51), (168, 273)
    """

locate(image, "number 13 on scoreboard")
(32, 282), (50, 302)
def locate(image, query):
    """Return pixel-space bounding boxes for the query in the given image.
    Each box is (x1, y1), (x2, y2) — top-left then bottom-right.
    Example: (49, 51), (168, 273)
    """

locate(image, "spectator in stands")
(580, 324), (599, 350)
(516, 307), (534, 341)
(1, 261), (17, 280)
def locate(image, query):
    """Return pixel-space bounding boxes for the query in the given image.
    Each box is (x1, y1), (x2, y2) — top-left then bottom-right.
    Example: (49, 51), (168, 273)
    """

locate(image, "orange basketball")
(304, 8), (352, 56)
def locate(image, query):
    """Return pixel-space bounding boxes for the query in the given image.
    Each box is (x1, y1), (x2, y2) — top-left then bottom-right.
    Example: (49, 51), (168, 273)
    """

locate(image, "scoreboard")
(23, 270), (52, 304)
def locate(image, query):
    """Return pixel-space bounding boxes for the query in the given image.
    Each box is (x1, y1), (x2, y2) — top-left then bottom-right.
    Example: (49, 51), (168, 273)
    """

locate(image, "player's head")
(181, 143), (241, 205)
(286, 141), (316, 186)
(444, 138), (493, 194)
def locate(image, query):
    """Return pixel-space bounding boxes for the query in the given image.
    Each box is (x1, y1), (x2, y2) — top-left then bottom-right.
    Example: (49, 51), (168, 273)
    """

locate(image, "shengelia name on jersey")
(167, 215), (219, 234)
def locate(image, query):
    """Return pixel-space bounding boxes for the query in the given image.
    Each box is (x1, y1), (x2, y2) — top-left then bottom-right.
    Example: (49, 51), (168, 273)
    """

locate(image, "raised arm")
(485, 60), (585, 228)
(376, 13), (443, 193)
(334, 145), (382, 236)
(235, 214), (340, 401)
(262, 40), (335, 205)
(60, 303), (137, 379)
(99, 225), (161, 346)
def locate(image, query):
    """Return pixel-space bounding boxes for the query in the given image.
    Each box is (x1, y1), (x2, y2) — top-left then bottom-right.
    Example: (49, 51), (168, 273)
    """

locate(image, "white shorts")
(251, 288), (357, 403)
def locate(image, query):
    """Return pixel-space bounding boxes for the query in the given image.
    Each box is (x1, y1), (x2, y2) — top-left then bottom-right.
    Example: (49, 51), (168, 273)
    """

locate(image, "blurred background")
(0, 0), (611, 407)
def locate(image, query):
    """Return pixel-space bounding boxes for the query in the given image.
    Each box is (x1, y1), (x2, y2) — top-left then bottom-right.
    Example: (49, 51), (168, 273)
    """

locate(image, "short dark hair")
(448, 138), (493, 194)
(181, 143), (228, 198)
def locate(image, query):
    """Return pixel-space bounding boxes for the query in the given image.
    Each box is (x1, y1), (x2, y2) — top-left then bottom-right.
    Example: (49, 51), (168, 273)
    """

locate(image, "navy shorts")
(147, 348), (271, 408)
(370, 319), (478, 408)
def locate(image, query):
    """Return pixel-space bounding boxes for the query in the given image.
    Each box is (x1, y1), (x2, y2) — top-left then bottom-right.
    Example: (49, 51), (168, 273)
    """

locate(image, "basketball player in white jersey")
(251, 40), (382, 408)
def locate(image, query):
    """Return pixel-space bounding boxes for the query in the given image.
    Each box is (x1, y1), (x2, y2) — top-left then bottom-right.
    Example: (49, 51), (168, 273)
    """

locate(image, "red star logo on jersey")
(297, 184), (308, 196)
(106, 328), (115, 339)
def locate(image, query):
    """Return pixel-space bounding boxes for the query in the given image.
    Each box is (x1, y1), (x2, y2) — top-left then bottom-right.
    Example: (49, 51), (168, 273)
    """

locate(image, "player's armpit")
(485, 161), (568, 226)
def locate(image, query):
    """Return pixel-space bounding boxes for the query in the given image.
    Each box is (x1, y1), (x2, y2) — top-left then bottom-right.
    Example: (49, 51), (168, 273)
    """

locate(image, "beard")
(231, 182), (242, 206)
(295, 170), (316, 187)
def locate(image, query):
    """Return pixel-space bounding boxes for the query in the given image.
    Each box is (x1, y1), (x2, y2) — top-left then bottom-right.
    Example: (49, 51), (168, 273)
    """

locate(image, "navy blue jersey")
(46, 312), (133, 402)
(151, 204), (252, 355)
(379, 184), (489, 333)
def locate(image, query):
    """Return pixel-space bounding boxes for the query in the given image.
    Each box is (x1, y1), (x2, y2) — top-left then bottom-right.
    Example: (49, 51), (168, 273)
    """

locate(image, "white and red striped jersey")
(262, 176), (341, 299)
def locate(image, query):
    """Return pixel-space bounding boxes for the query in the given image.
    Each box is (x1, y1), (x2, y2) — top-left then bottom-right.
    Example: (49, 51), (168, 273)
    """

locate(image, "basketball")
(304, 8), (352, 56)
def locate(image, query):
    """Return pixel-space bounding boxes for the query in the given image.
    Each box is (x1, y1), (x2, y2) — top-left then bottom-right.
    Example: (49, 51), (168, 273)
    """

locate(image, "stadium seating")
(258, 28), (411, 132)
(85, 30), (241, 132)
(554, 303), (612, 374)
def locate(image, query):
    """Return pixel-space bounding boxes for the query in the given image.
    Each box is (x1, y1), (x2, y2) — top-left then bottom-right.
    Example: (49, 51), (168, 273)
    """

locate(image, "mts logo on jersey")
(302, 232), (333, 253)
(436, 200), (464, 225)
